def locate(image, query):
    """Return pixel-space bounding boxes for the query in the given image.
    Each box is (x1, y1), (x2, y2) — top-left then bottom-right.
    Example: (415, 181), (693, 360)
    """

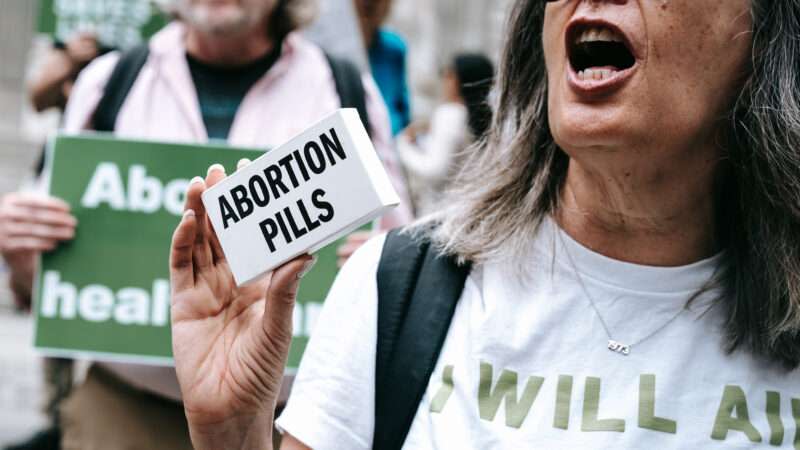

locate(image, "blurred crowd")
(0, 0), (493, 449)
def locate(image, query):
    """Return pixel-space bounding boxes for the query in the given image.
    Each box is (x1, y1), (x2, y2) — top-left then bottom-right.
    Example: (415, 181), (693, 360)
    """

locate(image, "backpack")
(91, 43), (372, 134)
(374, 229), (471, 449)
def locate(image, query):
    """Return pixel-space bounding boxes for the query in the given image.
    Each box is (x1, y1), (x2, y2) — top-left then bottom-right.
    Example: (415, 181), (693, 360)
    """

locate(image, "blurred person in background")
(336, 0), (412, 265)
(355, 0), (410, 136)
(167, 0), (800, 448)
(29, 32), (105, 113)
(398, 53), (494, 215)
(0, 0), (409, 448)
(2, 31), (110, 450)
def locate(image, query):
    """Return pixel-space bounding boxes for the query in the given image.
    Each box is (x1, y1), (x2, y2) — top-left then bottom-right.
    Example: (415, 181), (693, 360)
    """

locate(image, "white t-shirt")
(277, 219), (800, 449)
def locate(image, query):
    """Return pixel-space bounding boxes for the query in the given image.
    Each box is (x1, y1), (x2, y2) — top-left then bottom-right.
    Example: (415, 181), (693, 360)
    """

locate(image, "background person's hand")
(0, 192), (77, 309)
(170, 165), (315, 450)
(64, 32), (99, 67)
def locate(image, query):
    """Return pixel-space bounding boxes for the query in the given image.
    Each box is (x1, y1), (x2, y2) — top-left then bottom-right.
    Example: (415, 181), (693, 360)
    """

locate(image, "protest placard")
(34, 134), (358, 367)
(37, 0), (168, 49)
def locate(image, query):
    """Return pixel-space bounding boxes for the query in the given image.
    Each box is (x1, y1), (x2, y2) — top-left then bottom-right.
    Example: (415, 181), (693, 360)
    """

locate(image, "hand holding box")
(202, 109), (400, 285)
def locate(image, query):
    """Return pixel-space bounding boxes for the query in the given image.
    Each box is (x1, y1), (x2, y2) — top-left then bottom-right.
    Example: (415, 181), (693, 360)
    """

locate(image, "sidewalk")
(0, 269), (48, 446)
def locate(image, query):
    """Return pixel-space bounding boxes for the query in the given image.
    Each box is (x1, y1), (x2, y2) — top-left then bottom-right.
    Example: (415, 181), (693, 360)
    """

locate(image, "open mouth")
(567, 24), (636, 82)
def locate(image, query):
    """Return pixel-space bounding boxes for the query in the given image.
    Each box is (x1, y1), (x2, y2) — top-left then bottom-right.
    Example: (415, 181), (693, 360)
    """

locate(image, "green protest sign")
(37, 0), (168, 49)
(34, 134), (352, 367)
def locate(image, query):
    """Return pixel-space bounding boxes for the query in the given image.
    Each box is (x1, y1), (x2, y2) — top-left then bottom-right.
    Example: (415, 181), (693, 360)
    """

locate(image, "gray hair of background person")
(428, 0), (800, 368)
(268, 0), (317, 40)
(160, 0), (318, 40)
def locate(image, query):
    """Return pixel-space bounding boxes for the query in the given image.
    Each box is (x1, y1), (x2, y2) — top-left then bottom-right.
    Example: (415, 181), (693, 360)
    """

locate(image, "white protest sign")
(202, 109), (399, 285)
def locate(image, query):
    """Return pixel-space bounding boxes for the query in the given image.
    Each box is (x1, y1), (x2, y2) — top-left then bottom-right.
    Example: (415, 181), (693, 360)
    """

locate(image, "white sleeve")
(397, 103), (468, 182)
(275, 234), (386, 450)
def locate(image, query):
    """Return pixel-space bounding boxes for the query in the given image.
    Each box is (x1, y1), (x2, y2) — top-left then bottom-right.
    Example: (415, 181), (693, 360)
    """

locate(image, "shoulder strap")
(324, 53), (372, 136)
(374, 229), (471, 450)
(91, 43), (150, 132)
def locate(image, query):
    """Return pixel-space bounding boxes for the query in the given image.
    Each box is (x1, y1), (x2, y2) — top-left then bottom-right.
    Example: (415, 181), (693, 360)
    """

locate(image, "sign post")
(34, 134), (354, 368)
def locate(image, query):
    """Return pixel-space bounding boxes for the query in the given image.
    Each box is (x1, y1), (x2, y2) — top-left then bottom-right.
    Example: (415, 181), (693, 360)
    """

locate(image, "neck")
(555, 151), (721, 267)
(186, 23), (274, 66)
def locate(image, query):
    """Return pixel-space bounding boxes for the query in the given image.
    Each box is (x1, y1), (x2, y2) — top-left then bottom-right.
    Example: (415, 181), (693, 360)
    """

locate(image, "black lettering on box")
(248, 175), (270, 207)
(321, 128), (347, 165)
(278, 154), (300, 188)
(259, 217), (279, 252)
(312, 189), (335, 223)
(219, 196), (240, 229)
(292, 149), (311, 182)
(230, 186), (254, 219)
(263, 165), (290, 200)
(304, 142), (326, 174)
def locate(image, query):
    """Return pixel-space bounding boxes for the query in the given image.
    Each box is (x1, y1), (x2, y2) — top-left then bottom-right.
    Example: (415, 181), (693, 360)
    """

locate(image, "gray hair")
(427, 0), (800, 368)
(269, 0), (317, 40)
(158, 0), (317, 39)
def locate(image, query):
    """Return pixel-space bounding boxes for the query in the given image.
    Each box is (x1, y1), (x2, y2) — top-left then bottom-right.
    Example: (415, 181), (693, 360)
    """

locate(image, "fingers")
(237, 158), (252, 171)
(8, 193), (70, 212)
(2, 194), (76, 228)
(3, 221), (75, 241)
(0, 194), (77, 254)
(184, 177), (214, 272)
(262, 255), (316, 344)
(170, 209), (197, 293)
(204, 164), (227, 263)
(14, 208), (77, 228)
(184, 176), (208, 219)
(4, 237), (59, 253)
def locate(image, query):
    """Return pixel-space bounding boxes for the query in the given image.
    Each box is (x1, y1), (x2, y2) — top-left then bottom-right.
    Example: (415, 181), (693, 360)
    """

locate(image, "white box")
(202, 109), (399, 285)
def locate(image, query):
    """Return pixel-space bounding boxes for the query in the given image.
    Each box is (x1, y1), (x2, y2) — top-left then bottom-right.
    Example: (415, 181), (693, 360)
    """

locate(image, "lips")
(565, 20), (640, 97)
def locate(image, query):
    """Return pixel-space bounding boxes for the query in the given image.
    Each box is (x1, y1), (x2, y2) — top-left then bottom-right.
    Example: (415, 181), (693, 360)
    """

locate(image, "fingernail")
(183, 209), (195, 220)
(207, 164), (226, 176)
(237, 158), (251, 170)
(297, 255), (317, 279)
(190, 176), (204, 185)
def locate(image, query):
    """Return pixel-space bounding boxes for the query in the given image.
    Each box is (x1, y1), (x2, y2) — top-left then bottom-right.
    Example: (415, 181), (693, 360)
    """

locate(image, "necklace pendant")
(608, 340), (631, 356)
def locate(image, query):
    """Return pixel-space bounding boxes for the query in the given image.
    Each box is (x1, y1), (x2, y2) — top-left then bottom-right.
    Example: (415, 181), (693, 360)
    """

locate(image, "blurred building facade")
(0, 1), (38, 196)
(388, 0), (514, 116)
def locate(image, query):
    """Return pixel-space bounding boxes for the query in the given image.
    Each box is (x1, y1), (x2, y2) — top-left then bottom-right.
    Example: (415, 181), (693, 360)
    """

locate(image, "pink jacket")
(62, 22), (411, 400)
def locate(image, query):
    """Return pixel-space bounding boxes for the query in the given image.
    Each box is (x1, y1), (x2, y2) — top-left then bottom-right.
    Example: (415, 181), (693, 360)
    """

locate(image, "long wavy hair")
(429, 0), (800, 368)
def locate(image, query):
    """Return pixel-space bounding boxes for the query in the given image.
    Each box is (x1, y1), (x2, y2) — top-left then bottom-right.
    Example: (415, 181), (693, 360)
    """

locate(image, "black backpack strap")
(373, 229), (471, 450)
(91, 43), (150, 132)
(324, 52), (372, 136)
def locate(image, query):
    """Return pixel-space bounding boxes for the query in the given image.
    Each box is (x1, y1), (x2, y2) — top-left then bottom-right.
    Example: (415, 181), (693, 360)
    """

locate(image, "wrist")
(4, 254), (34, 309)
(188, 411), (274, 450)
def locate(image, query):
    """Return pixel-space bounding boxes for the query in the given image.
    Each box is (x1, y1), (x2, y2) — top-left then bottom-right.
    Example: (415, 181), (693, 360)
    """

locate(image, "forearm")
(4, 253), (34, 310)
(188, 411), (274, 450)
(29, 52), (75, 112)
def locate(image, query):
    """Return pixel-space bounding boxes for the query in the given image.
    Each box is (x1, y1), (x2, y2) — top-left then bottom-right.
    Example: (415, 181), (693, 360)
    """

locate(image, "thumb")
(262, 255), (316, 348)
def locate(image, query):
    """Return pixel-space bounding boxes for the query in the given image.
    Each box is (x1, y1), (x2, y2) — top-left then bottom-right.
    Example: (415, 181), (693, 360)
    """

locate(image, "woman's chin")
(551, 110), (641, 151)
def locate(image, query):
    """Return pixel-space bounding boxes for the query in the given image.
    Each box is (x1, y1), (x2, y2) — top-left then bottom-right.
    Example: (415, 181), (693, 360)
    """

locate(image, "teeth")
(577, 68), (617, 82)
(576, 26), (624, 44)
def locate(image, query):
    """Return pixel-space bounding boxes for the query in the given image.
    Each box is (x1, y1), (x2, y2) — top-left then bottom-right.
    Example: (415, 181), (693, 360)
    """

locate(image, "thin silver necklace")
(556, 228), (688, 356)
